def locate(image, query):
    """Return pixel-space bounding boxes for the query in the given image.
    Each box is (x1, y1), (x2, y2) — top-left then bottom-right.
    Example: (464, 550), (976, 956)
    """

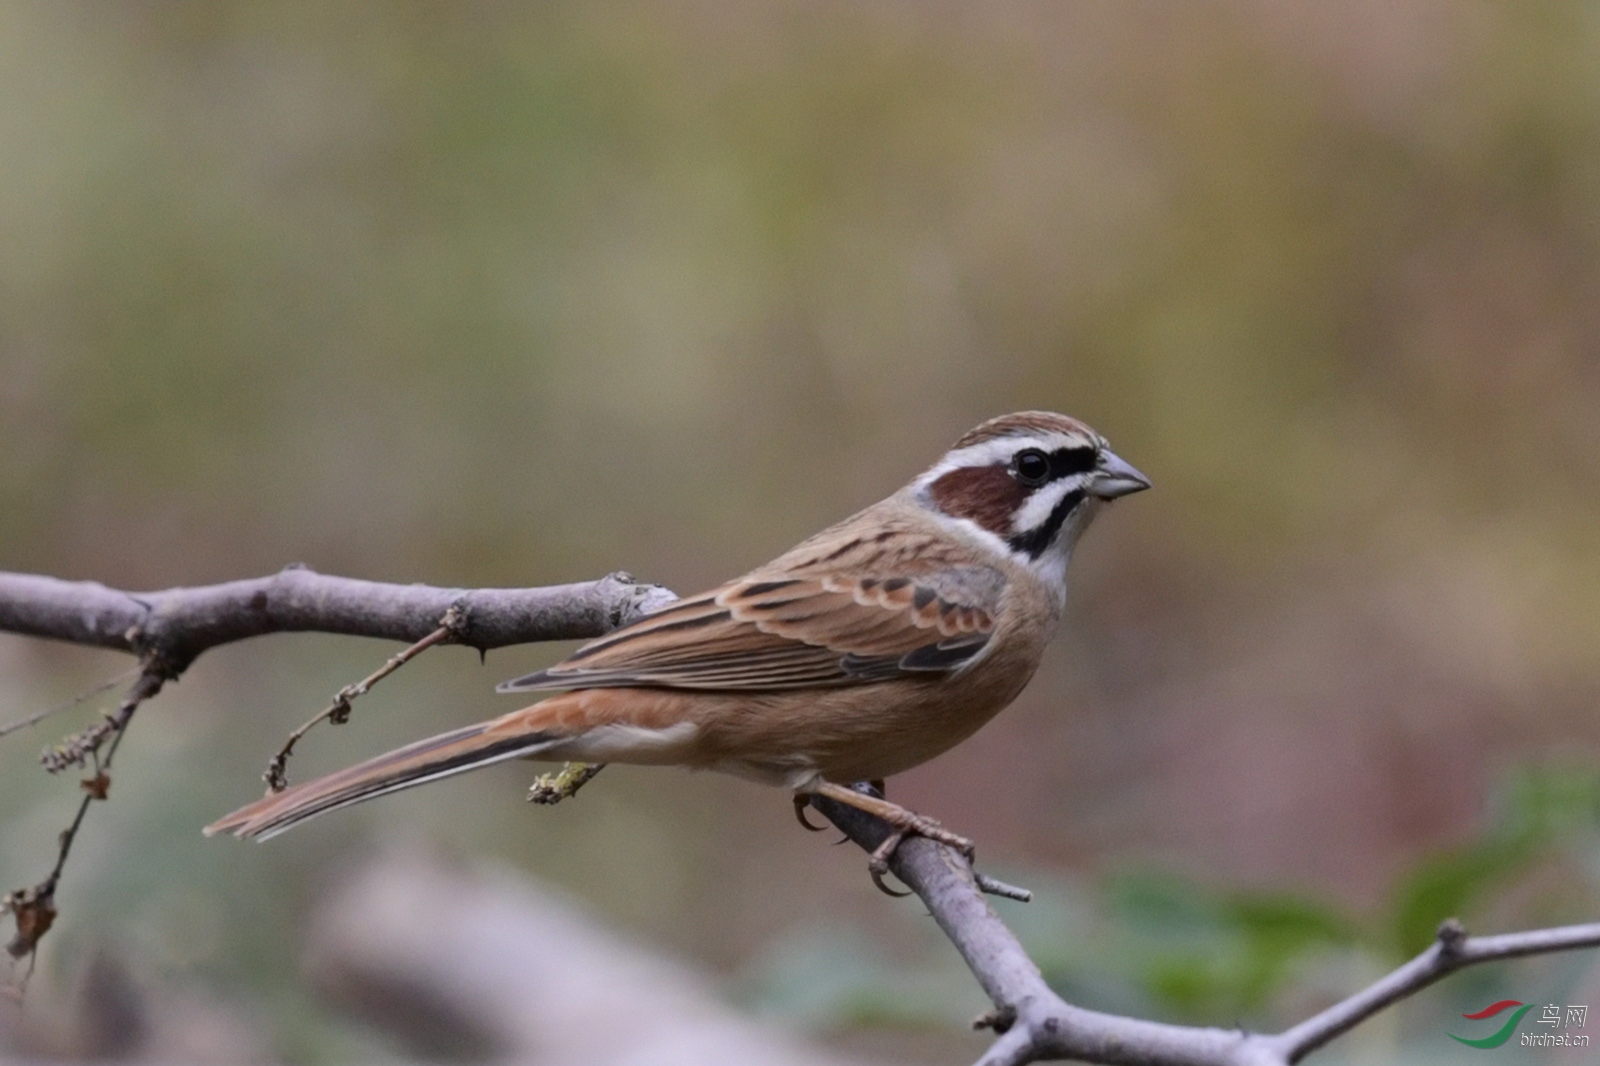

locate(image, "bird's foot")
(872, 808), (977, 863)
(806, 780), (977, 896)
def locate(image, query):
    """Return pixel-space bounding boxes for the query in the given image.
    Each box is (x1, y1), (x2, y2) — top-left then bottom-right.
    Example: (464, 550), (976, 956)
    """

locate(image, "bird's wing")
(498, 564), (1005, 693)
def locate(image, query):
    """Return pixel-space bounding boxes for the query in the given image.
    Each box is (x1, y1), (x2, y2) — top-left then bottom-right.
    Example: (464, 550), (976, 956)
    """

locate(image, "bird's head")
(913, 410), (1150, 584)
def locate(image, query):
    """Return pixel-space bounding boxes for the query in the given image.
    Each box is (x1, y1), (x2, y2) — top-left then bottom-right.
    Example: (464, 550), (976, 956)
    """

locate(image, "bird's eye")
(1012, 448), (1051, 486)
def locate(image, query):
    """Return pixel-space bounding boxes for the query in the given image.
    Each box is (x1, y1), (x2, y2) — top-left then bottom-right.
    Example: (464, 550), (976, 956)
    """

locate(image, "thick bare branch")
(811, 797), (1600, 1066)
(812, 793), (1250, 1066)
(0, 566), (678, 670)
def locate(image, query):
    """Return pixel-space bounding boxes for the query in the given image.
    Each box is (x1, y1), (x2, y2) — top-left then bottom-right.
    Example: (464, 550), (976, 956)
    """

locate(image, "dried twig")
(0, 666), (139, 739)
(5, 669), (164, 978)
(264, 607), (466, 792)
(973, 872), (1033, 903)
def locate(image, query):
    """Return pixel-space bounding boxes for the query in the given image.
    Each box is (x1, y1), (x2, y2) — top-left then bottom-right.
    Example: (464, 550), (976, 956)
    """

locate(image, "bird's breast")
(687, 604), (1054, 784)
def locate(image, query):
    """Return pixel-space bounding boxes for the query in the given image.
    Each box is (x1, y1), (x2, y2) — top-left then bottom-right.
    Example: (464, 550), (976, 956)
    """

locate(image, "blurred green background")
(4, 2), (1600, 1062)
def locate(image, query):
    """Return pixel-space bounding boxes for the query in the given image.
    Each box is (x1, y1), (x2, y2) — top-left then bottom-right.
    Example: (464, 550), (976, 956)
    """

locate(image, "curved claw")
(793, 795), (827, 832)
(866, 828), (913, 897)
(869, 862), (912, 897)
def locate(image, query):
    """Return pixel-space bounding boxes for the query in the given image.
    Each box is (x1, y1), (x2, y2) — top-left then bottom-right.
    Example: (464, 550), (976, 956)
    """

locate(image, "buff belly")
(527, 644), (1041, 787)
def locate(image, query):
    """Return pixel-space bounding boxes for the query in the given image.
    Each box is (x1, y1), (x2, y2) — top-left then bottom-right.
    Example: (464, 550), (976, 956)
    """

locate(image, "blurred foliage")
(1392, 765), (1600, 955)
(1103, 874), (1356, 1019)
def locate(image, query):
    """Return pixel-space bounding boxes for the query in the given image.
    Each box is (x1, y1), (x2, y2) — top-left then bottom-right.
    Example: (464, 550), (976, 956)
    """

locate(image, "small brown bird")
(207, 411), (1148, 876)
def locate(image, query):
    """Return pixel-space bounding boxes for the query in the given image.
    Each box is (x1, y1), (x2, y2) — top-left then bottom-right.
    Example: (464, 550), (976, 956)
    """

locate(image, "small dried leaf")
(327, 694), (353, 725)
(263, 754), (289, 793)
(80, 772), (111, 800)
(4, 889), (56, 959)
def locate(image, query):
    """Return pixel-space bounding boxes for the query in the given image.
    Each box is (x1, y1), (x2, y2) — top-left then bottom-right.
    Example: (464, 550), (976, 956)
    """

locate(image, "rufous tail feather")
(205, 718), (559, 841)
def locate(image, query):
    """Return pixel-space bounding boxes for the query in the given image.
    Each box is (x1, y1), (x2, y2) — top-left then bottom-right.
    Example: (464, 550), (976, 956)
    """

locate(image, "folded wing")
(498, 567), (1004, 693)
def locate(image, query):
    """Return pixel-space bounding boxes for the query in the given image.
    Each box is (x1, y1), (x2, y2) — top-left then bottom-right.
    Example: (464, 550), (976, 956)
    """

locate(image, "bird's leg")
(797, 778), (888, 832)
(808, 779), (977, 873)
(854, 780), (910, 893)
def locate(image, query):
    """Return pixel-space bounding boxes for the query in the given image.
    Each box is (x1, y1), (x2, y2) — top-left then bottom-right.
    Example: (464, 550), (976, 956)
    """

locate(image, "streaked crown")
(913, 411), (1149, 567)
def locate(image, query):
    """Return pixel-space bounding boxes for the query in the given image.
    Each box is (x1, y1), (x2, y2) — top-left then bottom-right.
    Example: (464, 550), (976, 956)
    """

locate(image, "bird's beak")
(1089, 449), (1152, 499)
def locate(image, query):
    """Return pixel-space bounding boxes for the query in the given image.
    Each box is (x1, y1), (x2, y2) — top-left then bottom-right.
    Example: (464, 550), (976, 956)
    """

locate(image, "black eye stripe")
(1050, 445), (1098, 478)
(1011, 445), (1097, 485)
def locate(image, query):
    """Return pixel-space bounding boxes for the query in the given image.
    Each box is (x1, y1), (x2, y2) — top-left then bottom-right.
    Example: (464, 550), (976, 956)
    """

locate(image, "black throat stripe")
(1008, 489), (1085, 560)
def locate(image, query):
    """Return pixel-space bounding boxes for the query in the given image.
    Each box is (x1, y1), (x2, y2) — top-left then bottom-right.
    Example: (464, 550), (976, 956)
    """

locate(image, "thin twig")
(974, 872), (1033, 902)
(40, 671), (161, 894)
(5, 670), (163, 975)
(264, 607), (465, 792)
(0, 667), (140, 739)
(1262, 918), (1600, 1063)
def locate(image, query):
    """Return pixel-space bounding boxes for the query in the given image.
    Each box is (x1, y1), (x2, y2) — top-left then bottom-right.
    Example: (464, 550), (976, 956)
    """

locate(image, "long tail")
(205, 715), (561, 841)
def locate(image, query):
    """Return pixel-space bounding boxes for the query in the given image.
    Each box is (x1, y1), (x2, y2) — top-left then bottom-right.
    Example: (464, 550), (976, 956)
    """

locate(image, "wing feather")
(498, 562), (1005, 693)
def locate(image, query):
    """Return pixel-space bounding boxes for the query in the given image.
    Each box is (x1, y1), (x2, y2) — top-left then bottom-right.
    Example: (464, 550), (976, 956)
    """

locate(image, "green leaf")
(1106, 871), (1356, 1018)
(1390, 838), (1535, 956)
